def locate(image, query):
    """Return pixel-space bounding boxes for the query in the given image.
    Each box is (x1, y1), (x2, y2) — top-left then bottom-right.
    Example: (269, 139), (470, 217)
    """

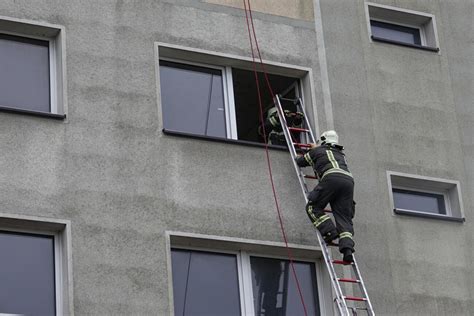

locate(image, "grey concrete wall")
(0, 0), (472, 315)
(319, 0), (474, 314)
(0, 0), (324, 314)
(204, 0), (315, 21)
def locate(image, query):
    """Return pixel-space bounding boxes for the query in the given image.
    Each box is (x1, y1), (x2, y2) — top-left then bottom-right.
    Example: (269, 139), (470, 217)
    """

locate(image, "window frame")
(0, 214), (73, 315)
(155, 42), (317, 148)
(391, 185), (451, 216)
(0, 228), (63, 314)
(167, 232), (329, 316)
(369, 19), (424, 46)
(365, 2), (440, 52)
(387, 171), (465, 222)
(159, 57), (238, 139)
(0, 30), (58, 114)
(0, 15), (67, 119)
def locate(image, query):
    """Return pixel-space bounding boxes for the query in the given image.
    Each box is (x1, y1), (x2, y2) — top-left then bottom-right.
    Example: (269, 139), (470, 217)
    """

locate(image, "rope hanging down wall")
(242, 1), (309, 314)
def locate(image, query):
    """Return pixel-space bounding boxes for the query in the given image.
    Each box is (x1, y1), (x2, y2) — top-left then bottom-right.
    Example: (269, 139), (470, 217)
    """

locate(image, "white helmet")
(319, 130), (339, 145)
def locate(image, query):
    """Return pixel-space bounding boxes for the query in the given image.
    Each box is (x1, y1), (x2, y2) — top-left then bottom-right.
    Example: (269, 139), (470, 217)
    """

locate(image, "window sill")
(0, 105), (66, 120)
(371, 36), (439, 52)
(394, 208), (465, 223)
(163, 129), (289, 151)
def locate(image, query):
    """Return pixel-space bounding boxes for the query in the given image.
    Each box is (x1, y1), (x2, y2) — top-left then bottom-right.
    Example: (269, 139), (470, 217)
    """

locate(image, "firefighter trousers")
(306, 173), (355, 253)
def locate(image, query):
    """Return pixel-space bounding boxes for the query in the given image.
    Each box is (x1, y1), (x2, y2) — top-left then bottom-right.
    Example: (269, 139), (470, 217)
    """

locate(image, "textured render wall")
(204, 0), (314, 21)
(0, 0), (324, 314)
(440, 0), (474, 312)
(319, 0), (474, 314)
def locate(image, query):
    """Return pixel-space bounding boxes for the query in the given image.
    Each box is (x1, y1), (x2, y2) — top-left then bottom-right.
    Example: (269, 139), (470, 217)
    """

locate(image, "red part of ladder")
(289, 127), (310, 133)
(293, 142), (312, 148)
(338, 278), (360, 284)
(345, 296), (368, 302)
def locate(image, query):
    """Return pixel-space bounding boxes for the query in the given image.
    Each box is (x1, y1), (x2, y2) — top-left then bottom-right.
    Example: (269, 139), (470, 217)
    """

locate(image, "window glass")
(0, 231), (56, 315)
(370, 20), (421, 45)
(160, 59), (301, 145)
(0, 33), (51, 112)
(171, 249), (241, 316)
(160, 61), (227, 138)
(393, 188), (446, 214)
(250, 256), (320, 316)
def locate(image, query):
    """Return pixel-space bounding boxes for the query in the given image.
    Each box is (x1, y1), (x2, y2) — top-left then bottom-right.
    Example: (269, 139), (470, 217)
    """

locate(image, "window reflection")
(250, 256), (320, 316)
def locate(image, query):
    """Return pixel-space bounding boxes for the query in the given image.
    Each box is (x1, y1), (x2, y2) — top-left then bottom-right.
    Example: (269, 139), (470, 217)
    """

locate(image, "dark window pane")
(393, 188), (446, 214)
(0, 33), (51, 112)
(250, 256), (320, 316)
(0, 231), (56, 315)
(171, 249), (241, 316)
(371, 20), (421, 45)
(160, 61), (226, 138)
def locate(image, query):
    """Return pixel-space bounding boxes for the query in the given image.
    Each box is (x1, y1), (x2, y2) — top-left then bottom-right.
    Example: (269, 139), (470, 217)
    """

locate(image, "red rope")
(242, 1), (309, 315)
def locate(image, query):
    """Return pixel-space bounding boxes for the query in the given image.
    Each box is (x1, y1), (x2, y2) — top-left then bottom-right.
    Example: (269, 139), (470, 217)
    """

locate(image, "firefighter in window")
(258, 106), (304, 146)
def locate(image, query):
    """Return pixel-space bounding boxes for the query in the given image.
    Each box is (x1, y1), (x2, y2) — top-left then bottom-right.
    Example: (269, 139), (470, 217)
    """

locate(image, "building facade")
(0, 0), (472, 315)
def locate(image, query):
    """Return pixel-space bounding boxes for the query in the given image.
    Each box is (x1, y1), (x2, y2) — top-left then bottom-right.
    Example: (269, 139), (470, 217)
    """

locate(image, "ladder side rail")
(351, 257), (375, 315)
(318, 233), (351, 316)
(274, 95), (312, 196)
(296, 97), (318, 146)
(274, 95), (351, 316)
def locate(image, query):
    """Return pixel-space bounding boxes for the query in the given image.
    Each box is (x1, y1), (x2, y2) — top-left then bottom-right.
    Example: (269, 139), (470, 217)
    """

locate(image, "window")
(160, 61), (227, 138)
(171, 249), (241, 315)
(170, 248), (321, 316)
(387, 171), (465, 222)
(393, 188), (446, 215)
(157, 44), (311, 147)
(250, 256), (319, 315)
(0, 214), (72, 315)
(366, 2), (439, 51)
(0, 17), (66, 118)
(370, 20), (421, 45)
(0, 231), (56, 315)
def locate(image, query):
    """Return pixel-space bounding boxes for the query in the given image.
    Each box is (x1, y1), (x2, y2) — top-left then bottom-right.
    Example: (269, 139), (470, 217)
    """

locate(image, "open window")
(231, 68), (299, 144)
(157, 45), (311, 148)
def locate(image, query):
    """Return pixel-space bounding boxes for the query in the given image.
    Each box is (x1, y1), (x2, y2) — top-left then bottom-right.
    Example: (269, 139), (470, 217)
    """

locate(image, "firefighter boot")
(342, 249), (353, 264)
(339, 231), (355, 263)
(322, 227), (338, 244)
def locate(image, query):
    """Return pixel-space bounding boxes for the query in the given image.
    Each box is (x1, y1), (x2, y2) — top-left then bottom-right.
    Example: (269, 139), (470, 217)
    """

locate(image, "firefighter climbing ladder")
(274, 95), (375, 316)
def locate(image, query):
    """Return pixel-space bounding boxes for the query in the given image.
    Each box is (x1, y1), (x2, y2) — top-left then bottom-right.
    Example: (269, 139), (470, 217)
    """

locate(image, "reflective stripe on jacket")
(296, 144), (352, 179)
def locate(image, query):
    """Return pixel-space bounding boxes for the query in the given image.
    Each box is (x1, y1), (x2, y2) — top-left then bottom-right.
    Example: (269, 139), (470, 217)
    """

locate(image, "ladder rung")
(323, 209), (332, 213)
(338, 278), (360, 283)
(332, 259), (353, 265)
(344, 296), (367, 302)
(327, 242), (339, 247)
(293, 143), (312, 148)
(279, 97), (298, 102)
(288, 127), (310, 133)
(304, 175), (317, 179)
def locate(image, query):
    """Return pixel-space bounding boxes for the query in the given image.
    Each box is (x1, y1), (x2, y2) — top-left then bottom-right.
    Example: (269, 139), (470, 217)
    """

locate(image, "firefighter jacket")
(296, 144), (353, 180)
(258, 109), (304, 145)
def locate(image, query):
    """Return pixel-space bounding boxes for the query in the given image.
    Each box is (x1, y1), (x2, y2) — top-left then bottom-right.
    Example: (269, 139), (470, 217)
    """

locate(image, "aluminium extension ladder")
(274, 95), (375, 316)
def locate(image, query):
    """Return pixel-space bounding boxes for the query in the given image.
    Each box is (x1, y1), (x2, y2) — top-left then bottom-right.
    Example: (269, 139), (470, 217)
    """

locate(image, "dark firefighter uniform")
(259, 108), (304, 146)
(296, 143), (355, 260)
